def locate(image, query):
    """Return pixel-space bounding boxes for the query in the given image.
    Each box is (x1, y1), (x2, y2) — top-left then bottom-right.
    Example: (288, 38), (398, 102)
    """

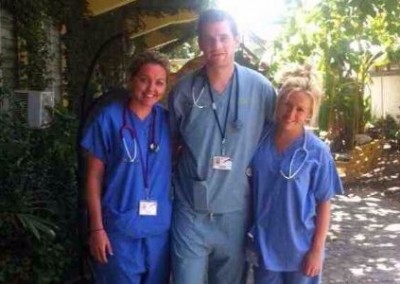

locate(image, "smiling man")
(168, 9), (277, 284)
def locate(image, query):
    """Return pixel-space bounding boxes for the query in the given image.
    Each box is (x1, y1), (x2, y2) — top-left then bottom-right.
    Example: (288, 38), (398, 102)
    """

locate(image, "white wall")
(368, 68), (400, 123)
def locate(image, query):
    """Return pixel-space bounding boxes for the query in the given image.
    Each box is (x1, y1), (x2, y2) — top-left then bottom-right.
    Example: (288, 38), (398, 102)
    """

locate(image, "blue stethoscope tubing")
(259, 125), (309, 180)
(190, 66), (242, 130)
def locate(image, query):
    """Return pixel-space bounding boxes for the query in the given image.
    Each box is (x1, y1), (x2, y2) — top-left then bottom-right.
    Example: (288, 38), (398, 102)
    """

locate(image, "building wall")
(368, 67), (400, 123)
(0, 7), (16, 88)
(46, 23), (62, 101)
(0, 7), (62, 100)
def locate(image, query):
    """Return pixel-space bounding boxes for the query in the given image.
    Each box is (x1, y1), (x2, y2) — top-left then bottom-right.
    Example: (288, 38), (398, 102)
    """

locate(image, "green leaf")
(16, 213), (57, 240)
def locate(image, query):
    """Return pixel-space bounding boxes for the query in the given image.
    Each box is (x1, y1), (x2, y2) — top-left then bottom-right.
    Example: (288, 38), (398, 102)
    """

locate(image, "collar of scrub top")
(260, 124), (309, 180)
(120, 103), (160, 198)
(191, 65), (242, 134)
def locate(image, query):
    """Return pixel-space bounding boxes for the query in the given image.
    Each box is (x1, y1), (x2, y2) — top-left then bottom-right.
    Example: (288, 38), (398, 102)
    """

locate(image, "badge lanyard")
(206, 67), (237, 155)
(124, 106), (158, 200)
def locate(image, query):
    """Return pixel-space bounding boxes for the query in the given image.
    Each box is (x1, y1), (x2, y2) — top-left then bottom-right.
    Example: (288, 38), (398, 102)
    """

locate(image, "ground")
(325, 148), (400, 283)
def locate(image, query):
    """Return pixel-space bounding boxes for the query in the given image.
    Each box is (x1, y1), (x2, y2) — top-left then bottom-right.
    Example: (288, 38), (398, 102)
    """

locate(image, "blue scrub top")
(169, 64), (276, 213)
(250, 123), (343, 271)
(81, 99), (172, 238)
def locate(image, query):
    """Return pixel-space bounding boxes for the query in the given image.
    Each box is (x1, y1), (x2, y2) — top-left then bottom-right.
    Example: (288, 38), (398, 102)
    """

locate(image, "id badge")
(213, 156), (232, 170)
(139, 200), (158, 216)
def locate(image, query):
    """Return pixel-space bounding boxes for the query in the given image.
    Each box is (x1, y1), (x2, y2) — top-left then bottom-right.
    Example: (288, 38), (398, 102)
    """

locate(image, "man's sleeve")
(263, 80), (277, 123)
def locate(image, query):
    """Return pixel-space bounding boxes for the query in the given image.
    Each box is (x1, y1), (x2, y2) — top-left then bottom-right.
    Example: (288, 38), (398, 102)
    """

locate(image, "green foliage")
(165, 36), (200, 59)
(2, 0), (90, 113)
(372, 114), (400, 140)
(65, 0), (211, 115)
(272, 0), (400, 149)
(0, 87), (80, 283)
(2, 0), (73, 90)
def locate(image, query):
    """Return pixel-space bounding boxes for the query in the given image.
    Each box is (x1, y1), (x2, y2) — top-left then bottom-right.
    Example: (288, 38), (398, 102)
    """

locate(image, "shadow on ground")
(324, 150), (400, 283)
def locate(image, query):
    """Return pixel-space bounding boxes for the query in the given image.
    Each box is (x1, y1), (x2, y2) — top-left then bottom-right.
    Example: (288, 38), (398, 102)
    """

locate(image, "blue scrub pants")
(91, 231), (170, 284)
(254, 267), (320, 284)
(172, 206), (249, 284)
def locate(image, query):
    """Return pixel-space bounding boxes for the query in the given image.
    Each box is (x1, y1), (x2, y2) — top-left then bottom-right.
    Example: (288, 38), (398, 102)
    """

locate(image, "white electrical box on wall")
(13, 90), (55, 128)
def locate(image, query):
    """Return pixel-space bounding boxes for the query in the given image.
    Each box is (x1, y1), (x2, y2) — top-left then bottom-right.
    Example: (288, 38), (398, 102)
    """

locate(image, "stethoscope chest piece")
(149, 142), (159, 153)
(232, 119), (243, 131)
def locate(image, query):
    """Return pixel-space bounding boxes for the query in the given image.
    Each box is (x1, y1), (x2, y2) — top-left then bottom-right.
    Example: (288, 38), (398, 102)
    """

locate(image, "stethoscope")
(260, 125), (309, 180)
(119, 104), (159, 163)
(279, 130), (309, 179)
(190, 66), (243, 131)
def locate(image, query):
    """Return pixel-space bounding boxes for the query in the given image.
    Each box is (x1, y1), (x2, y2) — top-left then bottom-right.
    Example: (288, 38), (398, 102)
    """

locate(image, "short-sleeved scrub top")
(169, 64), (277, 213)
(250, 123), (343, 271)
(81, 99), (172, 238)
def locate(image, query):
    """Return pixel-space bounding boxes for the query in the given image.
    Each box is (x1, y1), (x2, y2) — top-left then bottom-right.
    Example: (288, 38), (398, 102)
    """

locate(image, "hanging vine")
(1, 0), (73, 90)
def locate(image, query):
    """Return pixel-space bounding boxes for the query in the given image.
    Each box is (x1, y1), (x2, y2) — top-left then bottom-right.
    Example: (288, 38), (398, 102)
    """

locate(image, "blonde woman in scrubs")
(250, 64), (343, 284)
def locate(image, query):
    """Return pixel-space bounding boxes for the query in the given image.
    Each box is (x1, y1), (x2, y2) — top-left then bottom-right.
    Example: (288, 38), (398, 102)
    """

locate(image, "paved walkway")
(324, 191), (400, 283)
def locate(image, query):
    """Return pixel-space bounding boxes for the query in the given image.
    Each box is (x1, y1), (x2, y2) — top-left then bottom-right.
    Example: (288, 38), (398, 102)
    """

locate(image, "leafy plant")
(372, 114), (400, 140)
(271, 0), (400, 150)
(0, 87), (81, 283)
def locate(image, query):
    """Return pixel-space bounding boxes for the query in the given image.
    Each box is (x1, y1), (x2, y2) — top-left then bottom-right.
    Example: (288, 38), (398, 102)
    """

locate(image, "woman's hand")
(302, 201), (331, 277)
(89, 229), (113, 263)
(302, 248), (323, 277)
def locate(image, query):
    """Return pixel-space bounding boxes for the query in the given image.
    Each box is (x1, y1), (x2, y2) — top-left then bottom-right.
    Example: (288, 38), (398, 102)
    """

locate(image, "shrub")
(371, 114), (400, 140)
(0, 87), (81, 283)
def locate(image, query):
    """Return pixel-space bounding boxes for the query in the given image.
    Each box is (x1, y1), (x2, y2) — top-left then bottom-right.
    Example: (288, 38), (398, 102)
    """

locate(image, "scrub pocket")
(192, 180), (209, 212)
(172, 205), (206, 259)
(103, 207), (170, 238)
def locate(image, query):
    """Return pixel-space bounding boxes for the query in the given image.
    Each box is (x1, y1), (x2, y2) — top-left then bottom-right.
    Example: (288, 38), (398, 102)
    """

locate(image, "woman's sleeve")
(312, 146), (344, 202)
(81, 110), (110, 164)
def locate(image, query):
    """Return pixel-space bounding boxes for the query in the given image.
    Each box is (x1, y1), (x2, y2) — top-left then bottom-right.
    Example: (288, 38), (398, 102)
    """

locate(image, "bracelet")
(90, 228), (104, 233)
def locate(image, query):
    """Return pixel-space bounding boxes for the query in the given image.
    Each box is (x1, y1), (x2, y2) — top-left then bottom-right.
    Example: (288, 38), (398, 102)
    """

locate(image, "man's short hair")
(197, 9), (239, 38)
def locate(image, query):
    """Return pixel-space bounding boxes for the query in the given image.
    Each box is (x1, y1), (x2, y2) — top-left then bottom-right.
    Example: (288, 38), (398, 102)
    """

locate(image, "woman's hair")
(127, 50), (170, 78)
(275, 64), (323, 126)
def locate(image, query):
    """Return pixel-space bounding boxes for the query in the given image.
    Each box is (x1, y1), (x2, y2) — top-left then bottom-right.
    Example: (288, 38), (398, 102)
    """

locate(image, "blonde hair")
(275, 64), (323, 127)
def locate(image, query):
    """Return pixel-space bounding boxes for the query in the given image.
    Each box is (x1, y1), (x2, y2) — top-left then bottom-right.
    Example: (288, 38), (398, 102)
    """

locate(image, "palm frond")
(16, 213), (57, 240)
